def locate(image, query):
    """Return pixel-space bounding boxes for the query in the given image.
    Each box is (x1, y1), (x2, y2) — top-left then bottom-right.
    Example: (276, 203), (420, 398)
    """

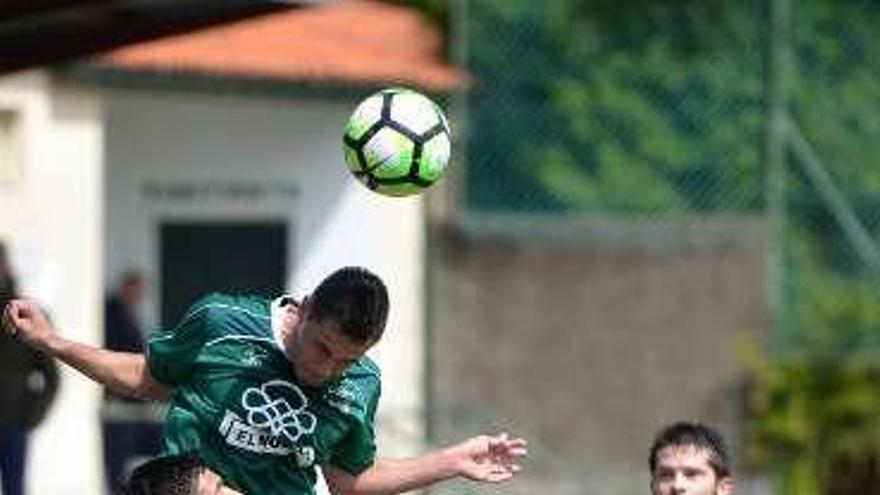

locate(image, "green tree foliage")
(463, 0), (765, 213)
(438, 0), (880, 220)
(743, 270), (880, 495)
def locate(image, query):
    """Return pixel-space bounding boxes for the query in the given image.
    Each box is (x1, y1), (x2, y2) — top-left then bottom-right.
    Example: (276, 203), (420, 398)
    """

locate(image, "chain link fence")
(461, 0), (765, 215)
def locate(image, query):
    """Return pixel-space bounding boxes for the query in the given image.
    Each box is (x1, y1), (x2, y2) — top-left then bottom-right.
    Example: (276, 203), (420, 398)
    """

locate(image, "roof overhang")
(0, 0), (299, 74)
(61, 0), (469, 96)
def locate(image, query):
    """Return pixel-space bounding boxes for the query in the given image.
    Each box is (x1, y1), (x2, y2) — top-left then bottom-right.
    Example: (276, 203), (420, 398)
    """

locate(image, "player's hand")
(446, 432), (528, 483)
(2, 299), (55, 350)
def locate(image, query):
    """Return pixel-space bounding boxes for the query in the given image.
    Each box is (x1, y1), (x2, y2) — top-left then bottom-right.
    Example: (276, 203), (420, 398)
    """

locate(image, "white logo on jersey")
(241, 347), (268, 367)
(219, 380), (317, 466)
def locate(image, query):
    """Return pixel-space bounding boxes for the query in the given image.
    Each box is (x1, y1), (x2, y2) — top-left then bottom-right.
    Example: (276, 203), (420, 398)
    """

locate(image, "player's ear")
(717, 477), (734, 495)
(299, 296), (311, 317)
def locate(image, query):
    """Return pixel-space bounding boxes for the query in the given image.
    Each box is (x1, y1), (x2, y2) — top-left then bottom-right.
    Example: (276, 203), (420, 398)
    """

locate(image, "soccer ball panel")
(343, 143), (362, 173)
(345, 94), (384, 140)
(420, 133), (451, 182)
(362, 127), (414, 179)
(375, 182), (424, 197)
(431, 100), (451, 135)
(389, 91), (443, 135)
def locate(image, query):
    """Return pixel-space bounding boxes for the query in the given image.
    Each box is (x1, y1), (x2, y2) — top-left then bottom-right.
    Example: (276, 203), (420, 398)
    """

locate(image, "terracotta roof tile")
(94, 0), (468, 92)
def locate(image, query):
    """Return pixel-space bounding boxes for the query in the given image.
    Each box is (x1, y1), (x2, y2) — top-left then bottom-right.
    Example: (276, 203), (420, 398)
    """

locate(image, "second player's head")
(286, 266), (388, 386)
(649, 422), (733, 495)
(118, 452), (241, 495)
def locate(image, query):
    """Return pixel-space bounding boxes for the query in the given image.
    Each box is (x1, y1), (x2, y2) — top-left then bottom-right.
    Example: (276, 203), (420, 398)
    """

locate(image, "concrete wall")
(427, 218), (767, 495)
(0, 71), (104, 494)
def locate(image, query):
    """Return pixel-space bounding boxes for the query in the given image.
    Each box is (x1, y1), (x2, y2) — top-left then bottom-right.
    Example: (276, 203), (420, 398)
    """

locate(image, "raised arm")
(323, 433), (528, 495)
(2, 298), (170, 401)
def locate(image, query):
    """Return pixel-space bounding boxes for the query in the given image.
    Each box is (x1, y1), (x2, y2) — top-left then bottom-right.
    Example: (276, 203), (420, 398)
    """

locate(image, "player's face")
(650, 445), (732, 495)
(194, 467), (242, 495)
(286, 313), (373, 387)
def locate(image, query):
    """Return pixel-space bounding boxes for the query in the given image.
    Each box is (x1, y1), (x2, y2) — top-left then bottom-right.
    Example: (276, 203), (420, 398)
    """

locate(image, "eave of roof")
(87, 0), (468, 93)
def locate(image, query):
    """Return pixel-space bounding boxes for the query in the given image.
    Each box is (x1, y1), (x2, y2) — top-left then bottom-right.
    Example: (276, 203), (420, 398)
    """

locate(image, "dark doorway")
(160, 221), (288, 326)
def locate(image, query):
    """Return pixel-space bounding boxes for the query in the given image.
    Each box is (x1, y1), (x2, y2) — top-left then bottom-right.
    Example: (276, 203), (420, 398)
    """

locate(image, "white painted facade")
(0, 71), (427, 493)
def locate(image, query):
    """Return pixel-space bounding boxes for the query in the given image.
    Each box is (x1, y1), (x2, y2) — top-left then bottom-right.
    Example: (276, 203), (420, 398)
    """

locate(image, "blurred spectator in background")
(0, 241), (59, 495)
(105, 270), (146, 356)
(103, 270), (164, 492)
(649, 421), (734, 495)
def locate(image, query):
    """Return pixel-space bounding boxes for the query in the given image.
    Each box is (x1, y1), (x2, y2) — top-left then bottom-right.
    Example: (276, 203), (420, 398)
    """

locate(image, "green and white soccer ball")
(343, 88), (451, 197)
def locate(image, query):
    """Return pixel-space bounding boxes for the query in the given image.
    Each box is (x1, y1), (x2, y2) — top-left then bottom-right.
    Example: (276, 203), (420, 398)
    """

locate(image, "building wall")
(0, 71), (105, 494)
(102, 87), (426, 459)
(428, 219), (767, 495)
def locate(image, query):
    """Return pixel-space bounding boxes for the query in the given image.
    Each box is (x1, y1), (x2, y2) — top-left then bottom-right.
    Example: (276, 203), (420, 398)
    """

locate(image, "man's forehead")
(310, 320), (371, 358)
(656, 444), (714, 467)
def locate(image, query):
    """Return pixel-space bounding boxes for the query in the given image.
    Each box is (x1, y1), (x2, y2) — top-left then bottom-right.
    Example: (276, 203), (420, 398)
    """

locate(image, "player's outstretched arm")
(2, 298), (171, 401)
(324, 433), (527, 495)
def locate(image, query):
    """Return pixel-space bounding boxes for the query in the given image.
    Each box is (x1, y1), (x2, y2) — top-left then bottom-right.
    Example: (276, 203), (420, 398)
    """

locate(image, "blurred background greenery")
(398, 1), (880, 493)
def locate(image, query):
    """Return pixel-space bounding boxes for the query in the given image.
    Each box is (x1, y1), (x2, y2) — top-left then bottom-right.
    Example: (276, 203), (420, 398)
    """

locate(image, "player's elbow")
(126, 360), (172, 401)
(134, 377), (172, 401)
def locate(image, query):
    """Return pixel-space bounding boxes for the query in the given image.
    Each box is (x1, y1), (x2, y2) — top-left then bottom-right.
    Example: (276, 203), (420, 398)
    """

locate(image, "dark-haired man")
(119, 452), (241, 495)
(649, 422), (733, 495)
(4, 266), (527, 494)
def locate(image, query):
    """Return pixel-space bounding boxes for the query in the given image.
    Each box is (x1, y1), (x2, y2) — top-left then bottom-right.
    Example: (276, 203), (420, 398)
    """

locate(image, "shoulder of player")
(324, 360), (381, 419)
(347, 355), (381, 381)
(329, 356), (381, 401)
(182, 293), (272, 333)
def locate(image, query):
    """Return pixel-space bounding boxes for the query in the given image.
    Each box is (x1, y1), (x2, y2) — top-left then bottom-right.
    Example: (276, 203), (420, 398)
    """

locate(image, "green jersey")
(147, 293), (381, 494)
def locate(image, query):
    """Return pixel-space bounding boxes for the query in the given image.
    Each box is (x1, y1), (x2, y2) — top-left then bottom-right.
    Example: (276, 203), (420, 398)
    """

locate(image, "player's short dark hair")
(649, 421), (731, 479)
(117, 452), (204, 495)
(307, 266), (389, 343)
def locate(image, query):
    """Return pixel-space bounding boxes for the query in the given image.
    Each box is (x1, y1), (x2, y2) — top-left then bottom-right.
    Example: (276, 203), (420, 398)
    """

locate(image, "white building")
(0, 2), (464, 492)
